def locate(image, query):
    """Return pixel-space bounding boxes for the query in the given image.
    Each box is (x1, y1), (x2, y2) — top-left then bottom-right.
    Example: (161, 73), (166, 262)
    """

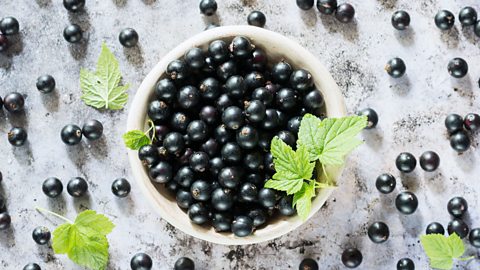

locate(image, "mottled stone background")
(1, 0), (480, 269)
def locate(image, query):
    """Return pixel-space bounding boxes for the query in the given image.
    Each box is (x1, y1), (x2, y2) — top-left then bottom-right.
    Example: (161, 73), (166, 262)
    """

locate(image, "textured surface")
(1, 0), (480, 269)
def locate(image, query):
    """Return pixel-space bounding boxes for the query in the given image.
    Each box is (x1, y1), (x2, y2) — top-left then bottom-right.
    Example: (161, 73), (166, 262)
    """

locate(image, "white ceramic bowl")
(127, 25), (347, 245)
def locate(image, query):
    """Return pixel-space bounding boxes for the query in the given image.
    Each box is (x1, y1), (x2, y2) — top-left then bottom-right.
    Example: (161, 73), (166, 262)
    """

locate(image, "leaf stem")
(36, 207), (73, 224)
(321, 163), (332, 185)
(458, 256), (475, 261)
(145, 120), (155, 143)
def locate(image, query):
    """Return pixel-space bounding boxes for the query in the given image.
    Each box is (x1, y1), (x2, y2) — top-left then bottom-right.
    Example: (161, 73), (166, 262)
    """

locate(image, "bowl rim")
(126, 25), (347, 245)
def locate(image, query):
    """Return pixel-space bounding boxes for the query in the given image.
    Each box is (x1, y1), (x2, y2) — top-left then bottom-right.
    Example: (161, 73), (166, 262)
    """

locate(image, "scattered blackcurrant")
(447, 196), (468, 218)
(341, 248), (362, 268)
(248, 11), (266, 27)
(174, 257), (195, 270)
(42, 177), (63, 198)
(395, 191), (418, 215)
(448, 218), (469, 239)
(32, 226), (51, 245)
(119, 28), (139, 48)
(395, 152), (416, 173)
(317, 0), (337, 15)
(358, 108), (378, 129)
(199, 0), (217, 16)
(435, 10), (455, 30)
(82, 119), (103, 141)
(397, 258), (414, 270)
(36, 75), (56, 93)
(67, 177), (88, 197)
(385, 58), (406, 78)
(111, 178), (131, 197)
(130, 253), (153, 270)
(61, 124), (82, 145)
(299, 258), (318, 270)
(8, 127), (27, 146)
(63, 24), (83, 43)
(391, 10), (410, 30)
(3, 92), (25, 112)
(368, 222), (389, 243)
(63, 0), (85, 12)
(335, 3), (355, 23)
(459, 7), (477, 26)
(419, 151), (440, 172)
(450, 130), (471, 153)
(464, 113), (480, 131)
(447, 58), (468, 78)
(426, 222), (445, 235)
(375, 173), (396, 194)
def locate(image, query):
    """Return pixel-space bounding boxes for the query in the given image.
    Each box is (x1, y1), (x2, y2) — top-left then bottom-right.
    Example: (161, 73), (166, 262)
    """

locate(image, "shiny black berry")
(232, 215), (254, 237)
(448, 218), (469, 238)
(190, 179), (211, 201)
(188, 203), (209, 225)
(258, 188), (275, 207)
(385, 57), (406, 78)
(395, 191), (418, 215)
(82, 119), (103, 141)
(296, 0), (314, 10)
(163, 132), (185, 155)
(167, 60), (189, 81)
(67, 177), (88, 197)
(199, 77), (221, 101)
(375, 173), (396, 194)
(36, 75), (56, 93)
(260, 109), (280, 130)
(63, 24), (82, 43)
(236, 125), (259, 149)
(450, 130), (471, 153)
(212, 212), (232, 232)
(190, 151), (210, 173)
(221, 142), (243, 164)
(61, 124), (82, 145)
(229, 36), (252, 59)
(469, 228), (480, 248)
(111, 178), (131, 197)
(177, 86), (200, 109)
(397, 258), (414, 270)
(276, 130), (296, 148)
(299, 258), (318, 270)
(426, 222), (445, 235)
(239, 182), (258, 202)
(119, 28), (139, 48)
(368, 222), (389, 244)
(459, 7), (477, 26)
(464, 113), (480, 131)
(130, 253), (153, 270)
(248, 11), (266, 27)
(42, 177), (63, 198)
(287, 116), (302, 134)
(303, 90), (324, 113)
(279, 196), (296, 216)
(32, 226), (51, 245)
(396, 152), (416, 173)
(276, 88), (298, 111)
(447, 58), (468, 78)
(170, 112), (190, 132)
(358, 108), (378, 129)
(271, 61), (292, 84)
(174, 257), (195, 270)
(248, 208), (266, 227)
(3, 92), (25, 112)
(244, 71), (265, 91)
(187, 120), (208, 142)
(199, 0), (217, 16)
(317, 0), (337, 15)
(8, 127), (27, 146)
(445, 113), (464, 134)
(341, 248), (362, 268)
(222, 106), (245, 130)
(149, 161), (173, 183)
(208, 40), (229, 63)
(419, 151), (440, 172)
(218, 166), (242, 189)
(217, 60), (238, 81)
(391, 10), (410, 30)
(435, 10), (455, 30)
(0, 213), (11, 230)
(290, 69), (313, 93)
(0, 17), (19, 35)
(245, 100), (266, 123)
(211, 188), (233, 211)
(251, 87), (274, 106)
(63, 0), (85, 12)
(214, 124), (233, 144)
(225, 75), (247, 98)
(174, 166), (195, 188)
(138, 144), (160, 166)
(335, 3), (355, 23)
(184, 47), (205, 70)
(447, 196), (468, 218)
(23, 263), (41, 270)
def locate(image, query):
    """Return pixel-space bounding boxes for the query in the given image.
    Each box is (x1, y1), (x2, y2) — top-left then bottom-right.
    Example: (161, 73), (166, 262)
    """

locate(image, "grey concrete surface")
(1, 0), (480, 269)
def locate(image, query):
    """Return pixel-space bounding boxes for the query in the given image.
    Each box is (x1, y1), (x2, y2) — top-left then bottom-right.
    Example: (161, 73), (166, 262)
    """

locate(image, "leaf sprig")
(122, 120), (156, 150)
(420, 233), (475, 269)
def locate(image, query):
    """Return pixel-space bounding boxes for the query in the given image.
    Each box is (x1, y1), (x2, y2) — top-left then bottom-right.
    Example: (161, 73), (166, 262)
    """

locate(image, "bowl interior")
(127, 26), (347, 245)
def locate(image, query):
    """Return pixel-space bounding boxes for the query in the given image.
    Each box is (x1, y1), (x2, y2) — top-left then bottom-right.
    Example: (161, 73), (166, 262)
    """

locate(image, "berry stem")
(145, 120), (156, 143)
(36, 207), (73, 224)
(458, 256), (475, 261)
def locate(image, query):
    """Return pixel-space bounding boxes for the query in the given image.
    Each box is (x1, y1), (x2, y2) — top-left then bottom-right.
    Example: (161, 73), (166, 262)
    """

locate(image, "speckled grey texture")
(1, 0), (480, 269)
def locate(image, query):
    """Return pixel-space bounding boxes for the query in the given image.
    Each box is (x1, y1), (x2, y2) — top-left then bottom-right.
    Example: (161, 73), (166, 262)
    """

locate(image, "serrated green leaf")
(52, 223), (73, 254)
(293, 181), (316, 221)
(447, 233), (465, 258)
(122, 130), (150, 150)
(270, 138), (315, 181)
(264, 179), (304, 195)
(75, 210), (115, 236)
(297, 114), (323, 161)
(80, 43), (129, 110)
(420, 233), (466, 270)
(430, 258), (454, 270)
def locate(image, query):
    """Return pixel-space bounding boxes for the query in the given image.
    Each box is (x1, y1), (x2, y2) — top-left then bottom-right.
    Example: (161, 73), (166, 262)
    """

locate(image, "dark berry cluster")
(0, 16), (20, 52)
(395, 151), (440, 173)
(130, 254), (195, 270)
(62, 0), (86, 43)
(445, 113), (479, 153)
(1, 92), (27, 147)
(138, 36), (325, 237)
(296, 0), (355, 24)
(435, 7), (480, 38)
(42, 176), (88, 198)
(60, 119), (103, 146)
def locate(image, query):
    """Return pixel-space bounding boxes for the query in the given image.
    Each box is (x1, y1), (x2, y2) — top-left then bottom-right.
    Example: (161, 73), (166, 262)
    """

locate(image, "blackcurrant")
(248, 208), (267, 227)
(276, 88), (298, 111)
(450, 130), (471, 153)
(32, 226), (51, 245)
(184, 47), (205, 70)
(163, 132), (185, 155)
(188, 151), (209, 173)
(469, 228), (480, 248)
(395, 191), (418, 215)
(287, 116), (302, 134)
(464, 113), (480, 131)
(245, 100), (266, 123)
(271, 61), (292, 84)
(199, 0), (217, 16)
(368, 222), (389, 244)
(445, 113), (464, 134)
(201, 138), (219, 157)
(435, 10), (455, 30)
(391, 10), (410, 30)
(211, 188), (233, 211)
(375, 173), (396, 194)
(217, 60), (238, 81)
(111, 178), (131, 197)
(60, 124), (82, 146)
(36, 75), (56, 93)
(212, 212), (232, 232)
(154, 79), (176, 103)
(67, 177), (88, 197)
(317, 0), (337, 15)
(138, 144), (160, 166)
(218, 166), (242, 189)
(225, 75), (247, 98)
(167, 60), (189, 81)
(170, 112), (190, 132)
(208, 40), (229, 63)
(264, 152), (275, 174)
(188, 203), (209, 225)
(448, 218), (469, 239)
(42, 177), (63, 198)
(335, 3), (355, 23)
(82, 119), (103, 141)
(239, 182), (258, 202)
(149, 161), (173, 183)
(341, 248), (362, 268)
(244, 71), (266, 91)
(249, 48), (268, 71)
(3, 92), (25, 112)
(190, 179), (211, 201)
(8, 127), (27, 146)
(447, 58), (468, 78)
(186, 120), (208, 142)
(299, 258), (318, 270)
(177, 86), (200, 109)
(459, 7), (477, 26)
(174, 257), (195, 270)
(236, 125), (259, 149)
(214, 124), (233, 144)
(251, 87), (274, 106)
(119, 28), (139, 48)
(0, 17), (19, 35)
(290, 69), (313, 93)
(260, 109), (280, 130)
(232, 215), (254, 237)
(385, 58), (406, 78)
(63, 24), (83, 43)
(229, 36), (252, 59)
(258, 132), (273, 151)
(0, 212), (11, 230)
(247, 11), (266, 27)
(244, 152), (264, 171)
(130, 252), (153, 270)
(296, 0), (314, 10)
(447, 196), (468, 218)
(397, 258), (414, 270)
(395, 152), (416, 173)
(63, 0), (85, 12)
(198, 106), (218, 126)
(23, 263), (41, 270)
(303, 90), (324, 113)
(209, 157), (224, 176)
(419, 151), (440, 172)
(475, 21), (480, 37)
(276, 130), (296, 148)
(426, 222), (445, 235)
(279, 196), (296, 216)
(176, 189), (194, 209)
(174, 166), (195, 188)
(222, 106), (244, 130)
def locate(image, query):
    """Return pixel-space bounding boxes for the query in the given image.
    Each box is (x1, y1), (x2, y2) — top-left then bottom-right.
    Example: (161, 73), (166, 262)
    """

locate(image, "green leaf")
(292, 181), (316, 221)
(297, 114), (323, 161)
(122, 130), (150, 150)
(317, 116), (367, 165)
(80, 43), (129, 110)
(264, 179), (304, 195)
(52, 210), (115, 270)
(420, 233), (466, 270)
(270, 137), (315, 182)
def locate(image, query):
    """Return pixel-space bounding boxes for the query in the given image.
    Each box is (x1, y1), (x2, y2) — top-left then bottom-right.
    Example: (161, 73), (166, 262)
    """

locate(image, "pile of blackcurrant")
(445, 113), (479, 153)
(435, 7), (480, 38)
(137, 35), (325, 237)
(60, 119), (103, 145)
(0, 16), (20, 52)
(296, 0), (355, 24)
